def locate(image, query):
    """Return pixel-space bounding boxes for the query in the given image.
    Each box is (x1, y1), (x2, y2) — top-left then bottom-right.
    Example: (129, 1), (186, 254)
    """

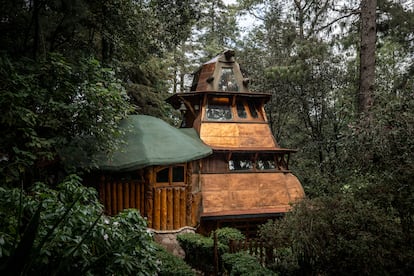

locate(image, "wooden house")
(89, 50), (305, 235)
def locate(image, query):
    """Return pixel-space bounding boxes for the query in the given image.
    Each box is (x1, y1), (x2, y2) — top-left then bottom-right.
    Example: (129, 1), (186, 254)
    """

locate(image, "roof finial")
(224, 49), (235, 60)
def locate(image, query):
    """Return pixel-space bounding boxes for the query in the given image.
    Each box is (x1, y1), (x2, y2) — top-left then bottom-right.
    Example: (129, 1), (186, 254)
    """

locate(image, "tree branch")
(315, 10), (360, 34)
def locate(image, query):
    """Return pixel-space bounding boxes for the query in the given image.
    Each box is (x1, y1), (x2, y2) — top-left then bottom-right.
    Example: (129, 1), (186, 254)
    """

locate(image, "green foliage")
(177, 232), (228, 274)
(153, 244), (195, 276)
(210, 227), (245, 245)
(259, 196), (411, 275)
(0, 175), (158, 275)
(222, 252), (276, 276)
(0, 54), (131, 184)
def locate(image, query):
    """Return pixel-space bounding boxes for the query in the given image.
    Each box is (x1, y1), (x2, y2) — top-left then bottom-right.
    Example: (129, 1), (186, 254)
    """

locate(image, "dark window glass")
(172, 166), (184, 182)
(219, 67), (239, 91)
(256, 157), (276, 170)
(156, 168), (169, 183)
(237, 102), (247, 118)
(248, 101), (259, 118)
(206, 97), (232, 120)
(229, 155), (253, 171)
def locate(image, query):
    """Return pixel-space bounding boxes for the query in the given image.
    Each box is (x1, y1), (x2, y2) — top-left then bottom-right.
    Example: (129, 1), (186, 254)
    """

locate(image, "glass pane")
(229, 155), (253, 171)
(219, 67), (239, 91)
(248, 101), (259, 118)
(156, 168), (169, 183)
(256, 159), (276, 170)
(237, 102), (247, 118)
(172, 166), (184, 182)
(206, 97), (232, 120)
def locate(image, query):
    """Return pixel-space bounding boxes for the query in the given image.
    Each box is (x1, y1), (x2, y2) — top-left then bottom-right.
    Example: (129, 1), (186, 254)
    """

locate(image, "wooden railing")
(229, 239), (275, 265)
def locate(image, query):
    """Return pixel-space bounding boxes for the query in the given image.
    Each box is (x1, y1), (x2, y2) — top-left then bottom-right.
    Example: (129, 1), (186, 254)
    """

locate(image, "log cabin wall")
(147, 163), (194, 230)
(98, 172), (146, 216)
(97, 164), (195, 231)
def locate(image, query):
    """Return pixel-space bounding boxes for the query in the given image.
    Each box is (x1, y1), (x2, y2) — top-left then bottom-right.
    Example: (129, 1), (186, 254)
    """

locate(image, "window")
(172, 166), (184, 182)
(219, 67), (239, 91)
(229, 154), (253, 171)
(256, 155), (276, 170)
(206, 96), (232, 120)
(236, 102), (247, 118)
(156, 168), (169, 183)
(228, 154), (281, 172)
(247, 101), (259, 118)
(155, 165), (186, 186)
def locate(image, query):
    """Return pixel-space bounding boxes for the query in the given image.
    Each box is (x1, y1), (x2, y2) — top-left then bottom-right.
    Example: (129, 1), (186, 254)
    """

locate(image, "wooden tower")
(167, 50), (305, 235)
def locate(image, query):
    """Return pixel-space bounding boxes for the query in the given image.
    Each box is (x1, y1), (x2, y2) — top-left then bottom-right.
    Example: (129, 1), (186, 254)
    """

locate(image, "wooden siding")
(99, 179), (145, 216)
(199, 123), (278, 148)
(152, 187), (187, 230)
(200, 172), (304, 216)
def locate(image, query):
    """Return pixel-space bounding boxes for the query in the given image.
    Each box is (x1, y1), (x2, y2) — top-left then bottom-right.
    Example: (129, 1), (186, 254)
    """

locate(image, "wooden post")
(139, 181), (145, 212)
(173, 188), (180, 229)
(99, 175), (105, 205)
(124, 182), (130, 209)
(161, 188), (167, 230)
(153, 188), (161, 230)
(167, 188), (174, 230)
(213, 231), (219, 276)
(111, 180), (117, 215)
(180, 187), (186, 226)
(117, 181), (123, 213)
(105, 177), (111, 215)
(144, 168), (153, 228)
(130, 181), (136, 209)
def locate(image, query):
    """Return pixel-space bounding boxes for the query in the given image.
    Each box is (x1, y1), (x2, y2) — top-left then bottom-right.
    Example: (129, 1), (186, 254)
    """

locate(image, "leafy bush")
(0, 175), (158, 275)
(210, 227), (245, 245)
(259, 195), (408, 275)
(177, 232), (228, 274)
(154, 244), (195, 276)
(222, 252), (276, 276)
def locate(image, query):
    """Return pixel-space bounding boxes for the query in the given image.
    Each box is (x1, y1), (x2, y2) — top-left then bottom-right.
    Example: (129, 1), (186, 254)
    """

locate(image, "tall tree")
(358, 0), (377, 114)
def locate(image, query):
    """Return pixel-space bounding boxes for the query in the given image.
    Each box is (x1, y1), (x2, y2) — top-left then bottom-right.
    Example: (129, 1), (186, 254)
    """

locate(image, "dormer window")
(219, 67), (239, 92)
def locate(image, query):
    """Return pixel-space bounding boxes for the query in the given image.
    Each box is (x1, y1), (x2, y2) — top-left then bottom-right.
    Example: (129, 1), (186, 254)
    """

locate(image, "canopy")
(95, 115), (212, 171)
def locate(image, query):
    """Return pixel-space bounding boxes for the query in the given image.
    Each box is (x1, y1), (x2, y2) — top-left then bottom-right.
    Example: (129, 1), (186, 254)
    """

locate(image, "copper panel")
(201, 173), (304, 216)
(200, 123), (278, 148)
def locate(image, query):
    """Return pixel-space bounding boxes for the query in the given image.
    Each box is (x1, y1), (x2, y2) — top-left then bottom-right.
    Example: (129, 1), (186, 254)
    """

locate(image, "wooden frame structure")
(89, 50), (305, 234)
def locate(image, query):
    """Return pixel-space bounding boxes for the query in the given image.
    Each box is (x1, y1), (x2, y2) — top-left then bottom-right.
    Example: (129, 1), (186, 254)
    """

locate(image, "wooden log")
(161, 188), (167, 230)
(153, 188), (161, 230)
(167, 188), (173, 230)
(180, 187), (186, 226)
(117, 181), (123, 213)
(139, 182), (144, 212)
(111, 181), (117, 215)
(173, 188), (180, 229)
(124, 182), (130, 209)
(99, 176), (105, 206)
(144, 169), (153, 228)
(136, 181), (141, 212)
(130, 181), (136, 209)
(105, 179), (112, 215)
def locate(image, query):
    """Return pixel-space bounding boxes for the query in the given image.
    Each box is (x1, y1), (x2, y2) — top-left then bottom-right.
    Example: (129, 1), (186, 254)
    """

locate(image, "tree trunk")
(358, 0), (377, 115)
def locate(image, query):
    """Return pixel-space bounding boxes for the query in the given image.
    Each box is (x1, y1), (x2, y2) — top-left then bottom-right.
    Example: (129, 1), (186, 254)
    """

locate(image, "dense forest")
(0, 0), (413, 275)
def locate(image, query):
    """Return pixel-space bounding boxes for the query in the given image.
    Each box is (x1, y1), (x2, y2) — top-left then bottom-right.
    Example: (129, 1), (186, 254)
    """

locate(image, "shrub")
(177, 232), (228, 274)
(210, 227), (245, 245)
(259, 195), (407, 275)
(222, 252), (276, 276)
(154, 244), (195, 276)
(0, 175), (158, 275)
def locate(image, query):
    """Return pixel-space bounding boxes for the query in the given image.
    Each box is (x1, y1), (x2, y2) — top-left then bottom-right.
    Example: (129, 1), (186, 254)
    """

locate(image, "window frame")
(155, 164), (186, 187)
